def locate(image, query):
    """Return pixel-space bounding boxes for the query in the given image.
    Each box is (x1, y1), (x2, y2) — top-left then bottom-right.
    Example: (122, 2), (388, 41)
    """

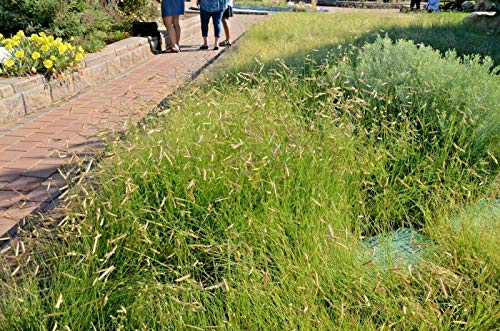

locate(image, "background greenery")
(0, 11), (498, 331)
(0, 0), (158, 52)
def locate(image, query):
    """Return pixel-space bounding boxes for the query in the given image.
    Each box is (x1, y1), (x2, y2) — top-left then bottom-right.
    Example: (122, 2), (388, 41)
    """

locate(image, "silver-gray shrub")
(324, 37), (499, 229)
(334, 37), (498, 158)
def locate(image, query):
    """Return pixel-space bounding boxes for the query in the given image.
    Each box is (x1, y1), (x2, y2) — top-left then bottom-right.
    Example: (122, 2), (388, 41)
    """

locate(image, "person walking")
(409, 0), (421, 10)
(219, 0), (233, 47)
(424, 0), (440, 11)
(157, 0), (184, 52)
(197, 0), (229, 50)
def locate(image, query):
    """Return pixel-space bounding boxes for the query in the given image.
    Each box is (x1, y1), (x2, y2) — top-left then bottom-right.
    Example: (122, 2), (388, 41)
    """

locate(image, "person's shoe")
(219, 40), (231, 47)
(165, 46), (180, 53)
(199, 45), (209, 50)
(213, 46), (219, 51)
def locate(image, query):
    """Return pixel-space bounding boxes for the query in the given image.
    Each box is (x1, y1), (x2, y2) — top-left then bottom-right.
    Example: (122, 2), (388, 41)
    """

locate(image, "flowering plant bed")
(0, 31), (85, 79)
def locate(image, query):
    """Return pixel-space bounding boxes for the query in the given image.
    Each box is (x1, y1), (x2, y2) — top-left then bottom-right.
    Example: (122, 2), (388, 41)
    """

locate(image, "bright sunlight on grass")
(1, 11), (499, 330)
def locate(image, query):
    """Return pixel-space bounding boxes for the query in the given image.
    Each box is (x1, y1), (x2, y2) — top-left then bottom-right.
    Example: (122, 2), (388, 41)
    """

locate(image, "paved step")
(160, 14), (203, 49)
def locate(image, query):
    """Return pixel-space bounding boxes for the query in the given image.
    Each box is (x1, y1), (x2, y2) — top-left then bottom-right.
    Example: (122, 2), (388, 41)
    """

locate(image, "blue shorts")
(161, 0), (185, 17)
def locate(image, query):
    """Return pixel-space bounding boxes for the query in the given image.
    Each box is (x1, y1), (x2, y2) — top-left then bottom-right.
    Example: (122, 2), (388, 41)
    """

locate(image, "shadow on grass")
(228, 15), (500, 75)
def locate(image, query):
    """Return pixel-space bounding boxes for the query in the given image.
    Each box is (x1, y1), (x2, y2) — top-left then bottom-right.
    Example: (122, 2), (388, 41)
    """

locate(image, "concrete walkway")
(0, 14), (266, 240)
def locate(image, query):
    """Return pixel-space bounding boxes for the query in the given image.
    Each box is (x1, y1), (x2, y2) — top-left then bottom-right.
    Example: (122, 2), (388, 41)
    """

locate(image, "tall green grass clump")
(324, 37), (499, 232)
(1, 13), (499, 331)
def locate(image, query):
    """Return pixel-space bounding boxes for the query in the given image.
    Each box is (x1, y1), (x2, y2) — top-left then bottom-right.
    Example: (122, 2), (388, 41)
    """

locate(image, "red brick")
(23, 132), (53, 143)
(4, 157), (41, 170)
(50, 130), (78, 141)
(2, 202), (38, 221)
(0, 218), (18, 239)
(6, 140), (40, 152)
(0, 190), (24, 209)
(37, 125), (66, 134)
(47, 172), (67, 189)
(20, 147), (53, 159)
(62, 123), (85, 133)
(38, 157), (67, 167)
(24, 183), (60, 203)
(50, 118), (77, 126)
(22, 121), (49, 130)
(0, 150), (23, 162)
(6, 128), (37, 138)
(25, 164), (58, 179)
(0, 135), (22, 145)
(38, 139), (69, 149)
(3, 176), (43, 192)
(0, 172), (18, 183)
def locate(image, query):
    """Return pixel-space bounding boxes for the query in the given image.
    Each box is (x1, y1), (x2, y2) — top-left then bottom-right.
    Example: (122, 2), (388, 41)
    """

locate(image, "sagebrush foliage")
(325, 37), (500, 231)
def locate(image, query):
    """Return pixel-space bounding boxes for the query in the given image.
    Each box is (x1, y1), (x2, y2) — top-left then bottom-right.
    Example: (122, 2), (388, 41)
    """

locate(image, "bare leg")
(163, 16), (179, 50)
(222, 18), (231, 43)
(172, 15), (181, 47)
(202, 36), (208, 47)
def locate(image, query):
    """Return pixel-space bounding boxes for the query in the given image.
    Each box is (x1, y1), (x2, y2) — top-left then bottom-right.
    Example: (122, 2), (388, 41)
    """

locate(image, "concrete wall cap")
(2, 75), (45, 93)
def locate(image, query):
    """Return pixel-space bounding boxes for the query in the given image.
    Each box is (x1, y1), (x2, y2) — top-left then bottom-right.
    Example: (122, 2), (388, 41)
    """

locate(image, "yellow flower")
(14, 50), (25, 58)
(12, 35), (20, 42)
(78, 46), (84, 53)
(58, 45), (68, 55)
(16, 30), (25, 38)
(65, 43), (74, 51)
(50, 55), (56, 61)
(31, 35), (41, 44)
(12, 39), (20, 46)
(43, 59), (53, 68)
(50, 40), (58, 47)
(2, 38), (11, 45)
(5, 59), (14, 67)
(48, 36), (54, 42)
(69, 36), (75, 41)
(69, 62), (74, 67)
(0, 33), (3, 40)
(39, 32), (46, 37)
(31, 51), (41, 60)
(41, 44), (50, 52)
(31, 66), (37, 73)
(75, 53), (84, 62)
(5, 44), (13, 51)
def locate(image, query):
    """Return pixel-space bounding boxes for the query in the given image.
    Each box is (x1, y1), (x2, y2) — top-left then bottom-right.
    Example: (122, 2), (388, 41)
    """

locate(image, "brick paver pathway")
(0, 15), (266, 240)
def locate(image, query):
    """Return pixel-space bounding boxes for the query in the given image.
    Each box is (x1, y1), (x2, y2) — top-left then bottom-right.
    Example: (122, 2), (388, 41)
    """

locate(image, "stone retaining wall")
(0, 15), (201, 129)
(0, 37), (153, 128)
